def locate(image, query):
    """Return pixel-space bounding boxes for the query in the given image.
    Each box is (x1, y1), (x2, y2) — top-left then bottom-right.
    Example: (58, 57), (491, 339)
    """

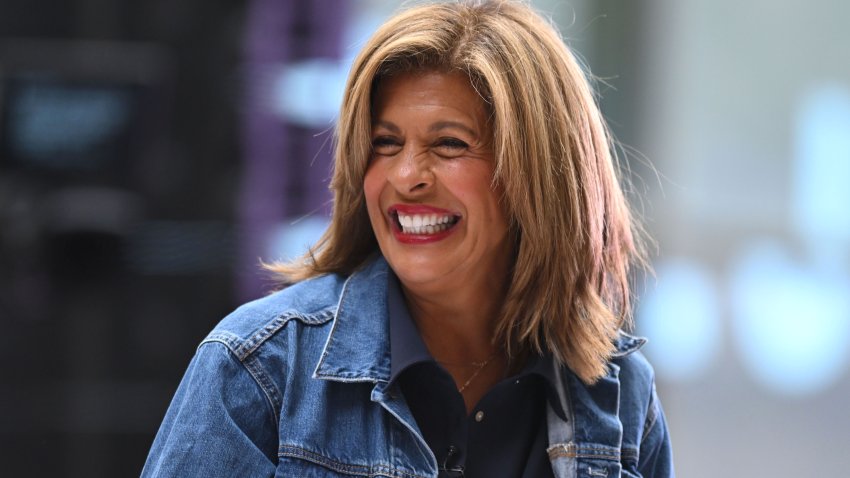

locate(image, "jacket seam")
(234, 310), (335, 360)
(622, 445), (639, 463)
(200, 308), (335, 362)
(279, 444), (429, 478)
(242, 353), (283, 424)
(197, 341), (281, 427)
(641, 384), (661, 444)
(202, 331), (241, 351)
(546, 443), (621, 461)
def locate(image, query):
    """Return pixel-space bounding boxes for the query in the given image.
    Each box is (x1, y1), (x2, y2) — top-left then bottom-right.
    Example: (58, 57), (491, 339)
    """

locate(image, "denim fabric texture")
(142, 255), (674, 477)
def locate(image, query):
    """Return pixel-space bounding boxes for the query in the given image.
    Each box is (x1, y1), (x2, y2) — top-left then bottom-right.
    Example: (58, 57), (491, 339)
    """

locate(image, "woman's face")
(364, 71), (512, 290)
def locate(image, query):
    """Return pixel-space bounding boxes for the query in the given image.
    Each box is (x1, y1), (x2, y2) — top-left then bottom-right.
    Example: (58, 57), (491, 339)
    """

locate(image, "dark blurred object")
(0, 1), (243, 476)
(0, 39), (169, 182)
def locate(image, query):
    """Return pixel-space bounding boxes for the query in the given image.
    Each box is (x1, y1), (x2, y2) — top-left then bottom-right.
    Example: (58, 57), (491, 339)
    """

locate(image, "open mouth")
(391, 210), (461, 235)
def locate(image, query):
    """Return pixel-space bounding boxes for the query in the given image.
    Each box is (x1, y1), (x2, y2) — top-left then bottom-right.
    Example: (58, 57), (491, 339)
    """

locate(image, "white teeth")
(397, 213), (456, 234)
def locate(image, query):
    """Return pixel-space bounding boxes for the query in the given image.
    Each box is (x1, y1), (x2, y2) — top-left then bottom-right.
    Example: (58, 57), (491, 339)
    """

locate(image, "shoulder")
(198, 254), (391, 361)
(201, 272), (347, 359)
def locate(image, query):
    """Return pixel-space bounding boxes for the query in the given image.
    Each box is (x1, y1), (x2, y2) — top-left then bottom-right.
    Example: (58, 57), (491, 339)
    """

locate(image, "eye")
(371, 136), (402, 155)
(434, 137), (469, 157)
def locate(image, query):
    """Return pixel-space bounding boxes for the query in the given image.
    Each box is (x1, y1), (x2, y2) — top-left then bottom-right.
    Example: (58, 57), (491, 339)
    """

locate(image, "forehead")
(371, 71), (488, 123)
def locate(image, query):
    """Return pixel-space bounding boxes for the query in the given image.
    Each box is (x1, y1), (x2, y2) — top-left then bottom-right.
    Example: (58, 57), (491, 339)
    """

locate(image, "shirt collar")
(312, 254), (603, 421)
(386, 269), (567, 419)
(520, 351), (567, 420)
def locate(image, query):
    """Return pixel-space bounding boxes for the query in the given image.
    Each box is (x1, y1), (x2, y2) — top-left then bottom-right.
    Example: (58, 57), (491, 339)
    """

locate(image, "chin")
(385, 254), (451, 285)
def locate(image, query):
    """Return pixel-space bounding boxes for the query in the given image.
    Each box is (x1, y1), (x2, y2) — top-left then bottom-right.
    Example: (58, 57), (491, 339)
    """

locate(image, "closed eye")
(372, 136), (403, 155)
(434, 137), (469, 157)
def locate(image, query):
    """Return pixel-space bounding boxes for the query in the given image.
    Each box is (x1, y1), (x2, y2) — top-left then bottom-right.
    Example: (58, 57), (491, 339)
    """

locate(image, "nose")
(386, 145), (433, 195)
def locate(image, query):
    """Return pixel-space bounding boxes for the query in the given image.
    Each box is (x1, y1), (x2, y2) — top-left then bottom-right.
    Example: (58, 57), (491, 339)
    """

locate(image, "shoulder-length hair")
(272, 0), (647, 384)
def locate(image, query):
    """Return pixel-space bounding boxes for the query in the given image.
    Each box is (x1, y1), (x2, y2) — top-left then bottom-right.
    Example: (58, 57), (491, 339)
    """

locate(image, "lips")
(388, 204), (461, 243)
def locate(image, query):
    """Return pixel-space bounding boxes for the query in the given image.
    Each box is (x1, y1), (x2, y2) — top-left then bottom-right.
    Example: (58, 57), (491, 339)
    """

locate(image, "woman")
(143, 1), (673, 477)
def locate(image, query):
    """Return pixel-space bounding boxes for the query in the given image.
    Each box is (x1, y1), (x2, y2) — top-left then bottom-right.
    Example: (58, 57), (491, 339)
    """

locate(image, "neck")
(395, 253), (513, 413)
(401, 278), (511, 414)
(399, 266), (509, 364)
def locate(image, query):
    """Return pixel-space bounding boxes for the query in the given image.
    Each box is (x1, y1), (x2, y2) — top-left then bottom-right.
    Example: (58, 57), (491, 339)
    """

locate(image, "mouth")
(388, 205), (461, 237)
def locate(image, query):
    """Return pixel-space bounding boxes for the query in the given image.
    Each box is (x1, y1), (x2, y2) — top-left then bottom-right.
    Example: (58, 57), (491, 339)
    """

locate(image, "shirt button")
(474, 411), (485, 422)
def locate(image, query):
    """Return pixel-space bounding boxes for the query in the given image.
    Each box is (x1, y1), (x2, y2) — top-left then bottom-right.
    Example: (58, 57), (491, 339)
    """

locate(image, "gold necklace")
(456, 354), (497, 393)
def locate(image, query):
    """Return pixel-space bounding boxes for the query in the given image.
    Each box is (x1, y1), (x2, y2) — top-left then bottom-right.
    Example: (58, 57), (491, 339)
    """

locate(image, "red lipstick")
(387, 204), (460, 244)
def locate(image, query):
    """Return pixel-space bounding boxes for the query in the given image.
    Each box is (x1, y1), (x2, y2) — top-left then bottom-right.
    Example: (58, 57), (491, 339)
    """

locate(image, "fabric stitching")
(237, 310), (335, 360)
(313, 272), (356, 378)
(641, 384), (660, 444)
(242, 353), (283, 424)
(201, 331), (241, 351)
(546, 443), (622, 461)
(195, 342), (282, 433)
(621, 446), (639, 461)
(200, 310), (334, 362)
(279, 444), (429, 478)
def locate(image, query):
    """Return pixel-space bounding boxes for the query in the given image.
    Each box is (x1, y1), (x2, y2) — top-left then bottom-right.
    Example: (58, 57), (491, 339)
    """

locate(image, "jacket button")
(474, 411), (484, 422)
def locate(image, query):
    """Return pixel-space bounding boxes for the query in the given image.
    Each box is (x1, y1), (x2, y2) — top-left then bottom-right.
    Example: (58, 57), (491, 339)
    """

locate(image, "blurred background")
(1, 0), (848, 476)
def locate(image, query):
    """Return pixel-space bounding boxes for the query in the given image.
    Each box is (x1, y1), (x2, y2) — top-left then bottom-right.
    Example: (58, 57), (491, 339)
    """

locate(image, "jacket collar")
(612, 330), (647, 357)
(313, 255), (394, 383)
(312, 254), (648, 383)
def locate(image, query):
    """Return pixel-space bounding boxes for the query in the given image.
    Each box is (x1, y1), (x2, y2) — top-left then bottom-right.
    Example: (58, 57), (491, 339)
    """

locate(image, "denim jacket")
(142, 256), (674, 477)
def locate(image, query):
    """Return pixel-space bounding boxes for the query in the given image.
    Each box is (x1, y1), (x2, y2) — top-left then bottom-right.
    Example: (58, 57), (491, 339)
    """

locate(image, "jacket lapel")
(313, 256), (393, 383)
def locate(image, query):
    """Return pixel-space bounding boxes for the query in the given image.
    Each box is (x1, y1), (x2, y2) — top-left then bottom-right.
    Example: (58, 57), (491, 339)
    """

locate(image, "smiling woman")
(365, 72), (512, 317)
(142, 1), (674, 477)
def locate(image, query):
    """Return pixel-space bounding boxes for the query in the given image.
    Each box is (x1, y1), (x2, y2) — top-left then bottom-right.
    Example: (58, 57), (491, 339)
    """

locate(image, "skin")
(364, 71), (513, 412)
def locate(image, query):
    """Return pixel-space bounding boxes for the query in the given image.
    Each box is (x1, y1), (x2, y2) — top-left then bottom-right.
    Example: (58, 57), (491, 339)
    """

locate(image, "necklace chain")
(456, 354), (496, 393)
(438, 358), (491, 368)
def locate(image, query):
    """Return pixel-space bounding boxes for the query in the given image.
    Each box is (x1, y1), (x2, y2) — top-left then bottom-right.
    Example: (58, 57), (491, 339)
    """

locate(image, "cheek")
(451, 168), (504, 220)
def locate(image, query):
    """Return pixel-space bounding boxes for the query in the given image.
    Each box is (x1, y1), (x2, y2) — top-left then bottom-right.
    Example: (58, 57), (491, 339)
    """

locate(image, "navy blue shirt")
(387, 274), (561, 478)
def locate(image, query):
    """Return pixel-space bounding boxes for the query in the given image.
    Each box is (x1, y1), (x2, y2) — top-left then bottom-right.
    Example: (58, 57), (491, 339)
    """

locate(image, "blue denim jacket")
(142, 256), (674, 477)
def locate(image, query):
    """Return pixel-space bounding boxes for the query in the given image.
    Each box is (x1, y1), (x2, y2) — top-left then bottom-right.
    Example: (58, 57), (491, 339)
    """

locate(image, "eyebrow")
(428, 121), (479, 140)
(372, 120), (479, 140)
(373, 120), (401, 134)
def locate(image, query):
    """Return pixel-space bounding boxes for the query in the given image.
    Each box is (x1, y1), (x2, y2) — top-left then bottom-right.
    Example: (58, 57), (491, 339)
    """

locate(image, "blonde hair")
(272, 0), (647, 384)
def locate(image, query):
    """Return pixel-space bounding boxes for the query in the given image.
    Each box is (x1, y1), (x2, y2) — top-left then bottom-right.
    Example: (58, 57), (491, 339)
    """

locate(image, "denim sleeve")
(638, 385), (675, 477)
(141, 341), (278, 477)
